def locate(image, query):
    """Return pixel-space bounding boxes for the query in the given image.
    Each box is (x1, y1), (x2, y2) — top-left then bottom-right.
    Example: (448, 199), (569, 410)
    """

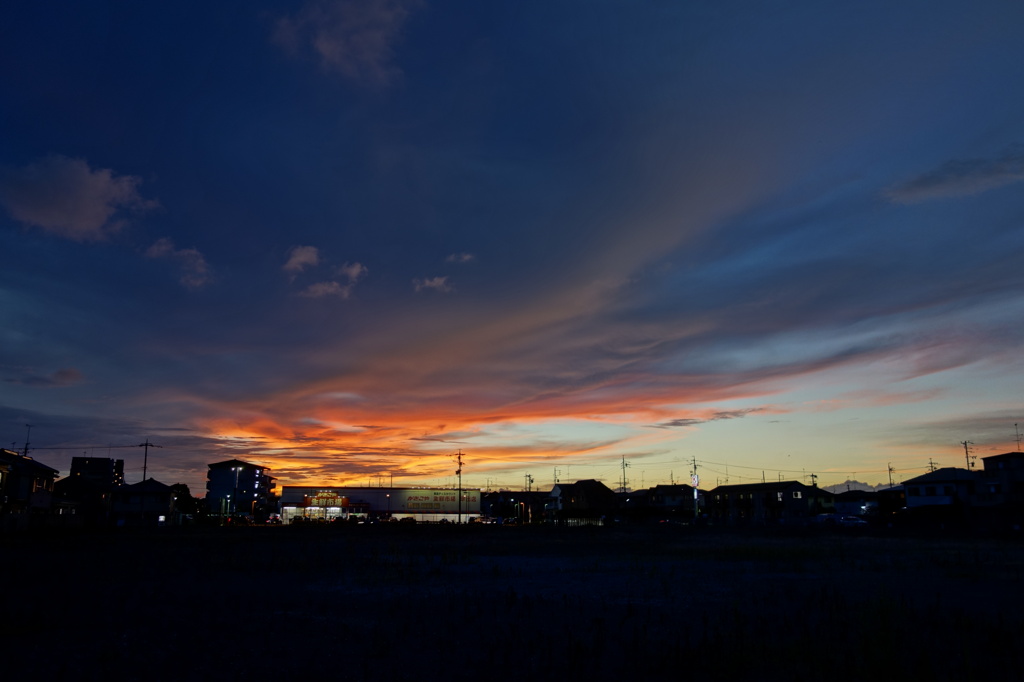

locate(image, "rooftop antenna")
(138, 438), (162, 482)
(22, 423), (32, 457)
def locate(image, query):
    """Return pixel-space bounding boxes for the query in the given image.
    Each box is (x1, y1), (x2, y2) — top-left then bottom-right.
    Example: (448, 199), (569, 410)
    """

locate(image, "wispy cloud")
(446, 252), (476, 264)
(273, 0), (421, 85)
(146, 238), (213, 289)
(298, 261), (367, 298)
(413, 275), (453, 293)
(299, 281), (348, 298)
(338, 261), (368, 282)
(886, 146), (1024, 204)
(0, 154), (157, 241)
(4, 367), (83, 387)
(283, 245), (320, 274)
(652, 408), (765, 429)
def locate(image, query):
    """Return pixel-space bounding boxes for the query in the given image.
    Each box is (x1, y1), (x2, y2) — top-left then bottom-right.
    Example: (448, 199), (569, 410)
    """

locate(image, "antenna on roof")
(22, 424), (32, 457)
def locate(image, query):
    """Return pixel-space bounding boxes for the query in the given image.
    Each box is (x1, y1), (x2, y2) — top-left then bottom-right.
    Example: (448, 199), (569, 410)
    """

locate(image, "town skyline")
(4, 1), (1024, 495)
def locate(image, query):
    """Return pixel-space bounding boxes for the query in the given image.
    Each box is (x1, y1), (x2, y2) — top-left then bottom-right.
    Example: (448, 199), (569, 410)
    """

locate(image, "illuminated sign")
(305, 492), (350, 507)
(402, 489), (479, 513)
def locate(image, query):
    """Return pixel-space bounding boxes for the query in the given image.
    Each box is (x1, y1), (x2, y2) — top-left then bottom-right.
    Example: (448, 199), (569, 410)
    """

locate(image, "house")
(0, 448), (59, 530)
(617, 484), (701, 523)
(980, 452), (1024, 508)
(205, 459), (277, 521)
(548, 479), (618, 525)
(832, 489), (879, 517)
(709, 480), (833, 526)
(902, 468), (980, 509)
(111, 478), (177, 527)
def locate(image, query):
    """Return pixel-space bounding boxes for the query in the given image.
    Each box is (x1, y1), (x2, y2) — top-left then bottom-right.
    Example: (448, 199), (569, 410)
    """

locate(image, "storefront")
(279, 486), (482, 523)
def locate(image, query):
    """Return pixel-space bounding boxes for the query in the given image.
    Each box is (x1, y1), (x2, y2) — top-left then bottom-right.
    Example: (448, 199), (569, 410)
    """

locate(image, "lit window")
(793, 491), (802, 499)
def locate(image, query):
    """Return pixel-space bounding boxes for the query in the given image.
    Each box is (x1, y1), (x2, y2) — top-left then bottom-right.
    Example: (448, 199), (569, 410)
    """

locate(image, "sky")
(3, 0), (1024, 496)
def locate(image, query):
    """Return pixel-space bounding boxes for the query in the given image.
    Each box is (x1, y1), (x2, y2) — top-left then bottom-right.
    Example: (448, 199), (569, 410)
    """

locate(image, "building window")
(925, 486), (936, 496)
(777, 492), (783, 501)
(792, 491), (802, 499)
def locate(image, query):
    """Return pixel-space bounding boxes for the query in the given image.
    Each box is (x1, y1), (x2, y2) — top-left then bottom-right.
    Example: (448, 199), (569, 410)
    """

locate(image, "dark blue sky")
(3, 0), (1024, 492)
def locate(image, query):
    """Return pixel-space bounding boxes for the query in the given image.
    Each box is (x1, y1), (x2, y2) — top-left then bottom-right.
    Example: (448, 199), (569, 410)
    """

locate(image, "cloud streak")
(4, 368), (83, 387)
(886, 147), (1024, 204)
(413, 276), (453, 293)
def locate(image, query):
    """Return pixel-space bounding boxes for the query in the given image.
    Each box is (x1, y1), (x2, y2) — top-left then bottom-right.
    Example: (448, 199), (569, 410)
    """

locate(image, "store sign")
(305, 492), (349, 507)
(404, 489), (480, 512)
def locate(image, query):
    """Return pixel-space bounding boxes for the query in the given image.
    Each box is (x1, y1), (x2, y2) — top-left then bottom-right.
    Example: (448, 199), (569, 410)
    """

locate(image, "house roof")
(902, 467), (980, 486)
(982, 451), (1024, 464)
(124, 478), (173, 492)
(0, 448), (60, 476)
(649, 484), (695, 494)
(712, 480), (807, 493)
(208, 458), (263, 470)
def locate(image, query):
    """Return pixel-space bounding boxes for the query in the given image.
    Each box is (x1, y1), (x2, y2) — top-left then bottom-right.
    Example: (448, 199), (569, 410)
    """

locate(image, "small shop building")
(279, 486), (482, 524)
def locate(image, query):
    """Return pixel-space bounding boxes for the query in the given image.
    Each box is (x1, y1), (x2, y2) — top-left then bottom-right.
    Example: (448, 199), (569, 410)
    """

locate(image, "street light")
(232, 466), (242, 515)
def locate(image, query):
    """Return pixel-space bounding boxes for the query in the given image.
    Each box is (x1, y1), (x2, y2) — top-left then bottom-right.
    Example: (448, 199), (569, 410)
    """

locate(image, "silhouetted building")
(483, 489), (546, 524)
(0, 448), (59, 530)
(111, 478), (177, 527)
(279, 486), (481, 523)
(981, 452), (1024, 506)
(69, 456), (125, 487)
(833, 489), (879, 517)
(902, 468), (979, 509)
(206, 459), (276, 520)
(709, 481), (833, 525)
(548, 479), (618, 525)
(52, 456), (126, 527)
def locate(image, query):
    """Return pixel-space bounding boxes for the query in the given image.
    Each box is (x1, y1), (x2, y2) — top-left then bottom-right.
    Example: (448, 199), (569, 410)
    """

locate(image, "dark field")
(4, 525), (1023, 681)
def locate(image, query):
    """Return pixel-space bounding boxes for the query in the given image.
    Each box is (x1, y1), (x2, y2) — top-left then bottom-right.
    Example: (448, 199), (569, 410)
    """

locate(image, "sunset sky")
(3, 1), (1024, 495)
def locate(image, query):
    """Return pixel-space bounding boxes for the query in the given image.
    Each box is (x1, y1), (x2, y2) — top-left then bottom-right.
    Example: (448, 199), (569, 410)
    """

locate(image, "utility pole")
(620, 456), (630, 493)
(690, 456), (699, 521)
(1016, 423), (1022, 452)
(138, 439), (162, 482)
(553, 467), (560, 485)
(887, 463), (894, 488)
(928, 458), (937, 473)
(961, 440), (975, 470)
(454, 450), (463, 524)
(21, 424), (31, 457)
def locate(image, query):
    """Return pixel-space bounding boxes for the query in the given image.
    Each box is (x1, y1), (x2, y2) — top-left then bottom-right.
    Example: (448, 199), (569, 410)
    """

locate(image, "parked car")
(837, 515), (868, 528)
